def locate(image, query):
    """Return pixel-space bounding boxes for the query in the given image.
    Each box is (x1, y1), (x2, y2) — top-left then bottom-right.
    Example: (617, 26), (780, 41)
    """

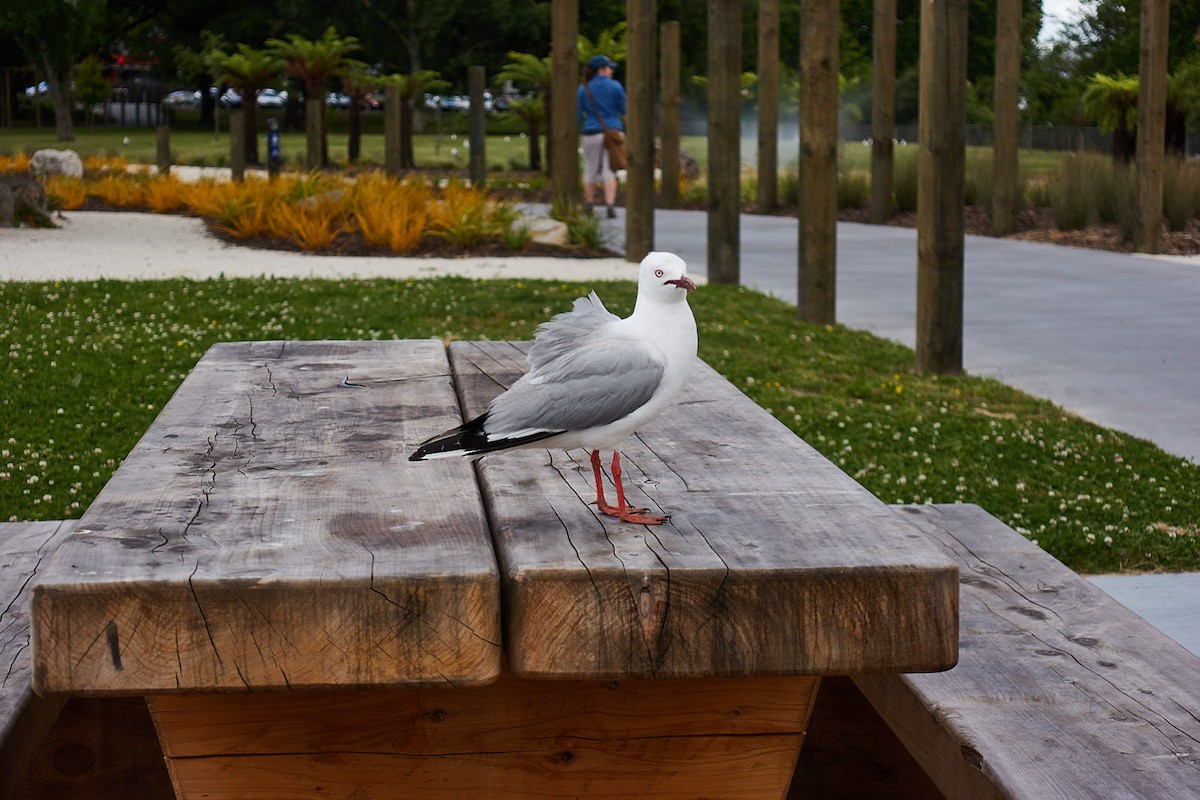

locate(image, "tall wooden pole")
(229, 110), (245, 182)
(551, 0), (580, 212)
(626, 0), (656, 262)
(756, 0), (780, 213)
(870, 0), (896, 224)
(707, 0), (742, 285)
(660, 21), (682, 208)
(798, 0), (839, 324)
(385, 85), (401, 177)
(468, 66), (487, 187)
(916, 0), (967, 374)
(992, 0), (1021, 236)
(1134, 0), (1169, 254)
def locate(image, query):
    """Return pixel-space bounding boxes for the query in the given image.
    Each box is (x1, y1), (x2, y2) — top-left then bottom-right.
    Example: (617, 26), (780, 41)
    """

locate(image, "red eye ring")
(654, 269), (664, 278)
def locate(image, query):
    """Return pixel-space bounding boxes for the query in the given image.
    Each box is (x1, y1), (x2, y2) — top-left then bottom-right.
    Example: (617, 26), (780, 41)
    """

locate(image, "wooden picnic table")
(30, 339), (959, 799)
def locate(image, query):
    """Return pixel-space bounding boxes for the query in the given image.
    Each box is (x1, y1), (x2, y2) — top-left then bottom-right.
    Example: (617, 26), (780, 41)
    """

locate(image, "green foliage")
(1081, 73), (1139, 135)
(578, 22), (627, 67)
(266, 26), (359, 94)
(495, 52), (552, 92)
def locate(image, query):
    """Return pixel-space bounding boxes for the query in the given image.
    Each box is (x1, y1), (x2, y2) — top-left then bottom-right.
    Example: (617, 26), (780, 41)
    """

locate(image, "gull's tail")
(408, 412), (560, 461)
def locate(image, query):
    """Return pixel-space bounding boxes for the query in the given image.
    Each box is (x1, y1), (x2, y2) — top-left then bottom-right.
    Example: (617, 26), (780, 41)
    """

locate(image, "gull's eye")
(654, 269), (664, 278)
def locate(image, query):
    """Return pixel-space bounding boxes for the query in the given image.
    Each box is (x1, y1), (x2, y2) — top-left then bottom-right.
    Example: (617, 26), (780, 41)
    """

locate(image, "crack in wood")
(187, 562), (224, 667)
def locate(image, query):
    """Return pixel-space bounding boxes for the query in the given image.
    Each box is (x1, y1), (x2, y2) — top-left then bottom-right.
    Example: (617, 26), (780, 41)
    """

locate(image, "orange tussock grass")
(83, 154), (129, 175)
(44, 175), (88, 210)
(143, 175), (190, 213)
(269, 197), (343, 250)
(351, 174), (431, 253)
(90, 175), (146, 208)
(0, 152), (31, 174)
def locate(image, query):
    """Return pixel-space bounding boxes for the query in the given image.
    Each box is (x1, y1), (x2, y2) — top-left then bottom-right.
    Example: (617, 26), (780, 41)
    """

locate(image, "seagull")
(409, 251), (698, 525)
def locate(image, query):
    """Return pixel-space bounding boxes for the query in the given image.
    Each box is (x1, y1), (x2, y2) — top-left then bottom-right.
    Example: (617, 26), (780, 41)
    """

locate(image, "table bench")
(803, 504), (1200, 799)
(26, 339), (958, 799)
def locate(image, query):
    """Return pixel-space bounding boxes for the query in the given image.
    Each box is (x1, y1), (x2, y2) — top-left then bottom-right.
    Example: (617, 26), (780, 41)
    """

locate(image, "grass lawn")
(0, 126), (1067, 181)
(2, 276), (1196, 575)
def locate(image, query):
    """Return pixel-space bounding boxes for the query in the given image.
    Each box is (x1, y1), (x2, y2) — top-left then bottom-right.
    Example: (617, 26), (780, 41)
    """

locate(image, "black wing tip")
(408, 413), (566, 461)
(409, 413), (490, 461)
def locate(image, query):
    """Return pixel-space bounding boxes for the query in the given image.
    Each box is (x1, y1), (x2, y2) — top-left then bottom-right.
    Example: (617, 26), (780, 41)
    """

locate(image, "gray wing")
(485, 335), (665, 437)
(526, 292), (620, 373)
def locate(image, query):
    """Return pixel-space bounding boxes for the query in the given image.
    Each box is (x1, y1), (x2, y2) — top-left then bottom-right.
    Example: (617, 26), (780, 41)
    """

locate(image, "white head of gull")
(410, 251), (698, 525)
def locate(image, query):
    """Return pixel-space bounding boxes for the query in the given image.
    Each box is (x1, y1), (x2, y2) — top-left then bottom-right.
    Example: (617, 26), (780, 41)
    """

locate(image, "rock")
(519, 215), (568, 246)
(0, 177), (53, 227)
(29, 148), (84, 178)
(0, 184), (13, 228)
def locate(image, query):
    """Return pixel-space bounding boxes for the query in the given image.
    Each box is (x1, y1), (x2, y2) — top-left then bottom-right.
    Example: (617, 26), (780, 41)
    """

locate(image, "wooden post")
(551, 0), (580, 212)
(660, 21), (682, 208)
(156, 124), (170, 175)
(756, 0), (779, 212)
(1134, 0), (1169, 254)
(385, 85), (401, 177)
(626, 0), (656, 262)
(916, 0), (968, 374)
(870, 0), (896, 223)
(304, 98), (322, 170)
(992, 0), (1021, 236)
(229, 110), (245, 182)
(798, 0), (839, 324)
(707, 0), (742, 285)
(468, 66), (487, 187)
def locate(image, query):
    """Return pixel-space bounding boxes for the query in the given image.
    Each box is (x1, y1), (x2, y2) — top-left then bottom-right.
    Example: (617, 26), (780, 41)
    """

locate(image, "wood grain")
(31, 341), (500, 694)
(448, 341), (959, 678)
(149, 672), (820, 799)
(857, 504), (1200, 800)
(15, 697), (172, 800)
(1, 522), (73, 800)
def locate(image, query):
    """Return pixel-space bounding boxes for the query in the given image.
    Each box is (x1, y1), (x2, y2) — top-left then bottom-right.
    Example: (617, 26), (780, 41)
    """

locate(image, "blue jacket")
(578, 75), (626, 134)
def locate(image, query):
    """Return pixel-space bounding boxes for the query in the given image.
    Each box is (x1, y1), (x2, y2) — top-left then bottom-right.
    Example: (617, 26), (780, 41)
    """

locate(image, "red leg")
(592, 451), (668, 525)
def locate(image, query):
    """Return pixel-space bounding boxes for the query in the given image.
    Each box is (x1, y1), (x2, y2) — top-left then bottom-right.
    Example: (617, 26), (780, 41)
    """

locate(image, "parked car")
(256, 89), (287, 108)
(162, 90), (200, 108)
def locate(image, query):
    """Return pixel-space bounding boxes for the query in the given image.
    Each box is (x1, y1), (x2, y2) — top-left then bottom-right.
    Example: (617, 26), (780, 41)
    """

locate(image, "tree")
(172, 31), (228, 131)
(503, 96), (546, 171)
(1081, 73), (1139, 163)
(1, 0), (105, 141)
(341, 64), (374, 163)
(208, 44), (282, 165)
(380, 70), (448, 169)
(578, 21), (627, 66)
(267, 27), (359, 168)
(74, 55), (110, 130)
(496, 51), (553, 167)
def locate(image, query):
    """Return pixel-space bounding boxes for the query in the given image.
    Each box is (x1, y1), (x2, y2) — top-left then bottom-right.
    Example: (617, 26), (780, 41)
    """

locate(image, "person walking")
(577, 54), (626, 218)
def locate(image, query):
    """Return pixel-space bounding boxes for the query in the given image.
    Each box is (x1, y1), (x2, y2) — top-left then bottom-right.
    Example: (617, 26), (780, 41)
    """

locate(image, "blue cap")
(588, 55), (617, 70)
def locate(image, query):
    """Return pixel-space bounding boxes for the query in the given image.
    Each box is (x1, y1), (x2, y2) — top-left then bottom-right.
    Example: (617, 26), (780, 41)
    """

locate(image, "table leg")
(147, 673), (821, 799)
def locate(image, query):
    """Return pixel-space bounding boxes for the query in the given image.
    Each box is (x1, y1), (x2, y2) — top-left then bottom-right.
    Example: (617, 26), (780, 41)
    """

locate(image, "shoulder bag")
(583, 81), (627, 171)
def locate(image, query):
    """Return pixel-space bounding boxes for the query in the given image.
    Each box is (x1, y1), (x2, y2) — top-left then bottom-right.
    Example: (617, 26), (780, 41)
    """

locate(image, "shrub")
(964, 148), (994, 212)
(1162, 157), (1200, 232)
(269, 198), (342, 250)
(143, 175), (190, 213)
(90, 175), (146, 208)
(893, 148), (918, 214)
(44, 176), (88, 210)
(351, 175), (430, 254)
(1049, 155), (1090, 231)
(837, 169), (870, 210)
(0, 151), (31, 174)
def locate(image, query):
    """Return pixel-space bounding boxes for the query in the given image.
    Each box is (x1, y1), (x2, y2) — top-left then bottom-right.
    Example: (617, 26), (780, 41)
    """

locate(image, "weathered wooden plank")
(447, 341), (959, 679)
(16, 697), (173, 800)
(1, 522), (72, 800)
(857, 504), (1200, 800)
(31, 341), (500, 695)
(148, 672), (820, 799)
(790, 676), (943, 800)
